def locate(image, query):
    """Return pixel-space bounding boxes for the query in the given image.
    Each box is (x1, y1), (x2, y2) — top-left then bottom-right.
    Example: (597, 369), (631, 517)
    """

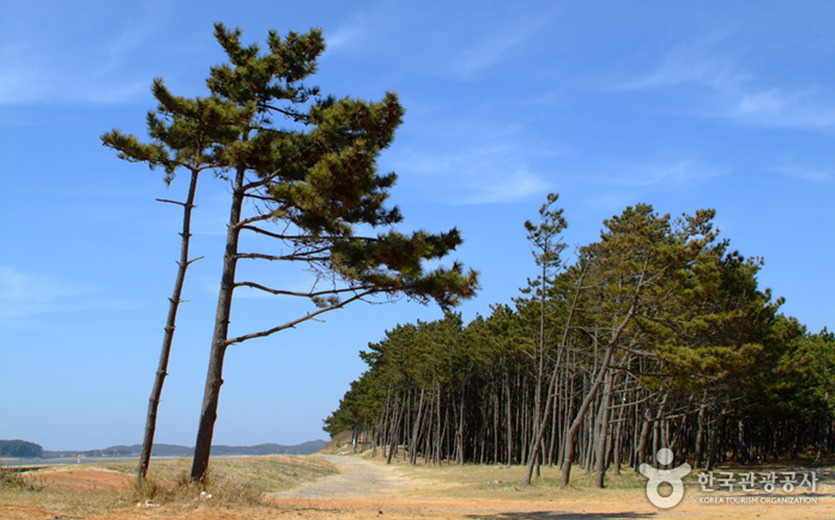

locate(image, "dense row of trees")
(325, 197), (834, 487)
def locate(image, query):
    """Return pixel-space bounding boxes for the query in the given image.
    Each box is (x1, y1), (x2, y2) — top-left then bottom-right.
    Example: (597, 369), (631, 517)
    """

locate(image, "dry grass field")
(1, 454), (833, 519)
(0, 455), (336, 519)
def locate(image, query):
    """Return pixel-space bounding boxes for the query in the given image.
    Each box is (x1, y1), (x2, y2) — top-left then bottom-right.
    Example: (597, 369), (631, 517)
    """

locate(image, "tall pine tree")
(105, 23), (478, 482)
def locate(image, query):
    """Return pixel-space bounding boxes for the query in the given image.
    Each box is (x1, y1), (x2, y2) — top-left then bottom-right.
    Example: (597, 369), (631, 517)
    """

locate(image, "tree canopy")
(104, 23), (478, 482)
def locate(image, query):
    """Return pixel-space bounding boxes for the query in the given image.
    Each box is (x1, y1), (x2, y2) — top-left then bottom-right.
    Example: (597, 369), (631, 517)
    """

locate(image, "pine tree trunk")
(594, 368), (613, 488)
(634, 407), (652, 469)
(387, 393), (403, 464)
(525, 366), (558, 484)
(560, 343), (614, 487)
(409, 388), (426, 465)
(548, 389), (559, 466)
(705, 408), (726, 471)
(137, 170), (200, 484)
(505, 372), (513, 465)
(693, 392), (708, 468)
(455, 398), (466, 464)
(493, 388), (500, 464)
(190, 165), (246, 482)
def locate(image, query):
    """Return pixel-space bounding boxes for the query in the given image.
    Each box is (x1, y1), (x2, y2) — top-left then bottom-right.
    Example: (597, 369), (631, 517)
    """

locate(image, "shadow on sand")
(466, 512), (656, 520)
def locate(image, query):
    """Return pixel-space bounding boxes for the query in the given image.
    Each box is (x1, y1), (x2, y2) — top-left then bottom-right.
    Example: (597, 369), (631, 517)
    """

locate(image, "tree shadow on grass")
(467, 512), (656, 520)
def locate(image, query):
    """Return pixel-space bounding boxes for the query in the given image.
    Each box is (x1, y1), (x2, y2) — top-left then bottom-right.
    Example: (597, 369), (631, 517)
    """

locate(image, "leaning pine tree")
(101, 80), (236, 483)
(107, 23), (478, 483)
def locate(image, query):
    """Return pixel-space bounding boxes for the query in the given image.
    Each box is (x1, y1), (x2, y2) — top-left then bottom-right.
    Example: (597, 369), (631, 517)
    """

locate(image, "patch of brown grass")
(1, 468), (129, 518)
(0, 455), (337, 518)
(0, 466), (35, 490)
(107, 455), (337, 506)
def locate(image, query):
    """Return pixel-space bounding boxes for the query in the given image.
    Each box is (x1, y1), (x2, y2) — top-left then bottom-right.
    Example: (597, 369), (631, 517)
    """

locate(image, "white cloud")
(321, 2), (413, 54)
(619, 35), (746, 92)
(447, 8), (559, 79)
(324, 26), (362, 51)
(618, 37), (835, 131)
(0, 0), (169, 105)
(391, 140), (550, 205)
(771, 165), (832, 183)
(585, 192), (638, 214)
(451, 21), (544, 78)
(459, 168), (549, 205)
(0, 267), (81, 319)
(0, 267), (138, 321)
(570, 158), (729, 213)
(608, 160), (729, 188)
(729, 87), (835, 130)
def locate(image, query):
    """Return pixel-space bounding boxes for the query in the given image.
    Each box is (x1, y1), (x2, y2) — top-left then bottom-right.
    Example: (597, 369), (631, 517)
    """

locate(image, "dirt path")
(267, 456), (835, 520)
(272, 455), (410, 498)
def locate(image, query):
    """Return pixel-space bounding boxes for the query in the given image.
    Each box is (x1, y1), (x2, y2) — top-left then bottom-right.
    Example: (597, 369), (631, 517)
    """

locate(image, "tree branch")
(225, 289), (378, 346)
(242, 193), (276, 203)
(184, 256), (205, 267)
(241, 224), (382, 244)
(241, 167), (288, 192)
(156, 198), (196, 208)
(607, 390), (662, 411)
(235, 252), (331, 262)
(235, 280), (375, 298)
(237, 212), (282, 227)
(257, 102), (307, 121)
(242, 176), (275, 192)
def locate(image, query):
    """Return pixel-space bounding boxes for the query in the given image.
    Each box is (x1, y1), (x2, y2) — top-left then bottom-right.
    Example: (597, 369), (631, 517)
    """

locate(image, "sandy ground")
(23, 468), (134, 492)
(2, 456), (833, 520)
(272, 454), (412, 498)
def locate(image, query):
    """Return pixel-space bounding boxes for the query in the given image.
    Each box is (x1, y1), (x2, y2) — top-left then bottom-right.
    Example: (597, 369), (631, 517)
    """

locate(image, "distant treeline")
(0, 440), (43, 458)
(325, 202), (835, 486)
(1, 440), (326, 459)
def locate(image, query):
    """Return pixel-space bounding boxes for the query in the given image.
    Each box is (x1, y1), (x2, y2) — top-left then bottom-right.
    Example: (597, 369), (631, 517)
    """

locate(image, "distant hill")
(0, 440), (44, 458)
(2, 440), (327, 459)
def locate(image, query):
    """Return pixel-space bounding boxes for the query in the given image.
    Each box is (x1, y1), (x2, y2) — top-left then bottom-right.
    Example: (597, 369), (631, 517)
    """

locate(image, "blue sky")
(1, 1), (833, 451)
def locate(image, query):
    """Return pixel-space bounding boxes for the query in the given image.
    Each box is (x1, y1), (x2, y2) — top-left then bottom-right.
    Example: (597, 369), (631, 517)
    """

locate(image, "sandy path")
(272, 454), (410, 498)
(268, 456), (835, 519)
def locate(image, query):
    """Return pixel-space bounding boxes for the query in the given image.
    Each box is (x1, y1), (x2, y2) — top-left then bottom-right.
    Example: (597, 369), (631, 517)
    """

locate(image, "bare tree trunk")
(525, 267), (585, 484)
(548, 388), (559, 466)
(190, 165), (246, 482)
(455, 398), (466, 465)
(560, 259), (649, 488)
(525, 366), (558, 484)
(559, 350), (576, 469)
(613, 396), (624, 475)
(634, 407), (652, 469)
(693, 392), (708, 468)
(594, 368), (613, 488)
(706, 407), (726, 471)
(493, 388), (500, 464)
(505, 372), (513, 465)
(409, 388), (426, 465)
(560, 342), (614, 487)
(137, 169), (201, 484)
(530, 263), (547, 463)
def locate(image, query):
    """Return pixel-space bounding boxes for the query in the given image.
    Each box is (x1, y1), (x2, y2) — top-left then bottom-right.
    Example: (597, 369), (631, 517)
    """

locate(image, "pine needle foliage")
(103, 23), (478, 483)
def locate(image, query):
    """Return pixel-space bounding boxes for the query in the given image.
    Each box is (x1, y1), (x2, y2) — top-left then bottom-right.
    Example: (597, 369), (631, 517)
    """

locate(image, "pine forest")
(325, 197), (835, 487)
